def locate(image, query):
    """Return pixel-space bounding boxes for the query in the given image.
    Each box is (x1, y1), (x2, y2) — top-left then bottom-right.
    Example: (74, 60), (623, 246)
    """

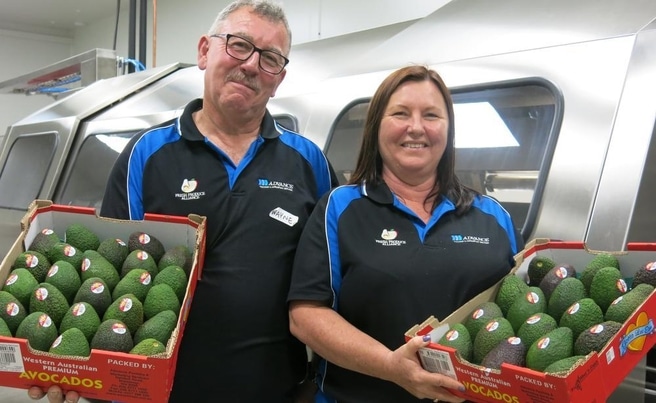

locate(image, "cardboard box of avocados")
(0, 200), (206, 403)
(406, 238), (656, 403)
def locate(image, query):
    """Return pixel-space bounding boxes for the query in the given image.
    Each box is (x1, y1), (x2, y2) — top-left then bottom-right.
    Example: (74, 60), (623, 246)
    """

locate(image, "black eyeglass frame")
(210, 33), (289, 75)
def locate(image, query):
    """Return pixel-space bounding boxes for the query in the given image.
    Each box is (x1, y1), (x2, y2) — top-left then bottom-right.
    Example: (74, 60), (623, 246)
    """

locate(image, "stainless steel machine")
(0, 0), (655, 400)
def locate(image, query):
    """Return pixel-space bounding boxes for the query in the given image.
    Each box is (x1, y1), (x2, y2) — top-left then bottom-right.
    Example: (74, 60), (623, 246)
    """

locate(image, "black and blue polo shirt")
(288, 181), (523, 403)
(101, 98), (337, 402)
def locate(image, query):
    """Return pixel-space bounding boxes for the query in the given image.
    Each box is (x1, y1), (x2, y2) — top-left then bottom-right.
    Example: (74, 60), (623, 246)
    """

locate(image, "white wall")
(0, 0), (443, 136)
(73, 0), (442, 68)
(0, 30), (72, 138)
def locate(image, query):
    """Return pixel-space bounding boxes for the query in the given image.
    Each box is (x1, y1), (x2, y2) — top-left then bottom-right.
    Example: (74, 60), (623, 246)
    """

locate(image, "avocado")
(49, 327), (91, 357)
(472, 317), (515, 365)
(543, 355), (587, 374)
(506, 286), (547, 332)
(128, 231), (166, 264)
(90, 319), (134, 353)
(158, 245), (194, 276)
(64, 223), (100, 253)
(539, 263), (576, 301)
(558, 298), (604, 340)
(0, 291), (28, 334)
(0, 317), (11, 337)
(516, 312), (558, 350)
(526, 327), (574, 372)
(154, 265), (188, 303)
(574, 320), (622, 356)
(2, 268), (39, 307)
(134, 309), (178, 346)
(29, 283), (70, 327)
(581, 253), (621, 293)
(59, 302), (101, 343)
(45, 242), (84, 272)
(589, 266), (627, 313)
(15, 312), (59, 352)
(630, 283), (655, 298)
(12, 250), (51, 283)
(73, 277), (112, 317)
(97, 238), (130, 272)
(605, 285), (653, 323)
(130, 338), (166, 356)
(121, 249), (159, 278)
(436, 323), (473, 362)
(463, 301), (504, 340)
(143, 284), (181, 320)
(80, 250), (121, 292)
(480, 336), (526, 370)
(494, 275), (530, 316)
(27, 229), (61, 256)
(112, 269), (153, 302)
(547, 277), (586, 322)
(44, 260), (81, 304)
(631, 261), (656, 288)
(103, 294), (144, 336)
(527, 255), (556, 287)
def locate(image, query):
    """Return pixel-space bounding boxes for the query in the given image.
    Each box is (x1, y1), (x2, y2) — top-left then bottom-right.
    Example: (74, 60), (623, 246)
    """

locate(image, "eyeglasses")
(210, 33), (289, 75)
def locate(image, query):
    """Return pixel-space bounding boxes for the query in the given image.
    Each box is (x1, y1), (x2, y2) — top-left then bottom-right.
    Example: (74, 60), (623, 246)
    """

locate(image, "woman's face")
(378, 80), (449, 185)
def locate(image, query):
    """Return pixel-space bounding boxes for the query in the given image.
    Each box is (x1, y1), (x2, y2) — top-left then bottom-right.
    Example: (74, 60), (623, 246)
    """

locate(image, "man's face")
(198, 8), (289, 117)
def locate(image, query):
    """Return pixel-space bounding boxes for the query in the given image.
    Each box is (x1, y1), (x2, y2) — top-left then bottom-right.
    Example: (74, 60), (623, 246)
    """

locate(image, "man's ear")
(197, 36), (210, 70)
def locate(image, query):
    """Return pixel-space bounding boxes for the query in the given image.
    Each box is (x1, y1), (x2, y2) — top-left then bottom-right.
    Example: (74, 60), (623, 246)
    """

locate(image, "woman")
(288, 65), (524, 403)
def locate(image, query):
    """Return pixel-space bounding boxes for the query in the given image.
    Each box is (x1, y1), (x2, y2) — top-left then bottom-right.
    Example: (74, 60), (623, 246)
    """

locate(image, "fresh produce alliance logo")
(176, 178), (205, 201)
(376, 229), (406, 246)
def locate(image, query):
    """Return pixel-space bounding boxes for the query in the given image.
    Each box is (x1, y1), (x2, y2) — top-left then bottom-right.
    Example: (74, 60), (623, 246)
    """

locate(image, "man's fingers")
(27, 385), (79, 403)
(46, 386), (63, 403)
(27, 386), (46, 400)
(64, 390), (80, 403)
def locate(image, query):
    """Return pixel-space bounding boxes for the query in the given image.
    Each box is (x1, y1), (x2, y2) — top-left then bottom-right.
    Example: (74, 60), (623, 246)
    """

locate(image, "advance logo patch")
(258, 178), (294, 192)
(451, 234), (490, 245)
(269, 207), (299, 227)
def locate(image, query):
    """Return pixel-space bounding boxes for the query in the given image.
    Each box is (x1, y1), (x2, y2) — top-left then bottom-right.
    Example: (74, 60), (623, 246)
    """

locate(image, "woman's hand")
(384, 334), (466, 403)
(28, 385), (80, 403)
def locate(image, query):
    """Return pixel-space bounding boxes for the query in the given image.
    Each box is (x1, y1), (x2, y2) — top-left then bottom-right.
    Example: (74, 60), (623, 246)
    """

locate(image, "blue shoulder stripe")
(472, 195), (521, 255)
(278, 129), (334, 197)
(126, 123), (180, 219)
(324, 185), (362, 309)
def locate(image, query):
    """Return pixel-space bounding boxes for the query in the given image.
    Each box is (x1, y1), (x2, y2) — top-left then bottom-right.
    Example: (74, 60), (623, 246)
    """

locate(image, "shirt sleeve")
(288, 192), (337, 308)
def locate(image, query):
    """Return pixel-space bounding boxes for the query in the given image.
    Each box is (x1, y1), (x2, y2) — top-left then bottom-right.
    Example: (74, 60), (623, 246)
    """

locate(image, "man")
(29, 1), (336, 402)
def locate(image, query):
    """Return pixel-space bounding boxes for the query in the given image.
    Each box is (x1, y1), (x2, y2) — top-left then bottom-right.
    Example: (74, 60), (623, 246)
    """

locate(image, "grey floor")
(0, 386), (96, 402)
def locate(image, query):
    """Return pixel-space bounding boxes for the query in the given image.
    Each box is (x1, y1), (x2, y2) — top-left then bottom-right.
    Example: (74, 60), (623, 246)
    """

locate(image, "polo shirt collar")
(361, 180), (456, 214)
(361, 181), (396, 204)
(178, 98), (280, 141)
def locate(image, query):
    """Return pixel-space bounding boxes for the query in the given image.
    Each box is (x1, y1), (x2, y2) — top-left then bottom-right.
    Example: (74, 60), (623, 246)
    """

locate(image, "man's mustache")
(226, 71), (260, 92)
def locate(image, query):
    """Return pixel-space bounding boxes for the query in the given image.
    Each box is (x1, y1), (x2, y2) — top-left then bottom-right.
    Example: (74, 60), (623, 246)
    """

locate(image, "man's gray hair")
(208, 0), (292, 53)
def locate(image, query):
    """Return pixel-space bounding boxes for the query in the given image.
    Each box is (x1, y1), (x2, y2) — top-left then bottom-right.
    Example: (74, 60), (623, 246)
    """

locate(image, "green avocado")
(49, 327), (91, 357)
(64, 223), (100, 253)
(90, 319), (134, 353)
(526, 327), (573, 372)
(15, 312), (59, 352)
(143, 284), (181, 320)
(29, 283), (70, 327)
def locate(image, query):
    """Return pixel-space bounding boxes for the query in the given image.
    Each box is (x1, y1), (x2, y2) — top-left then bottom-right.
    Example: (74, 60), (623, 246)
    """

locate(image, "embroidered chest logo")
(258, 178), (294, 192)
(376, 229), (406, 246)
(451, 234), (490, 245)
(175, 178), (206, 201)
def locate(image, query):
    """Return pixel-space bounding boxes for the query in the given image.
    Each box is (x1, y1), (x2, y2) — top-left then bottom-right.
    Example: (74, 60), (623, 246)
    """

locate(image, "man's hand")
(28, 385), (80, 403)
